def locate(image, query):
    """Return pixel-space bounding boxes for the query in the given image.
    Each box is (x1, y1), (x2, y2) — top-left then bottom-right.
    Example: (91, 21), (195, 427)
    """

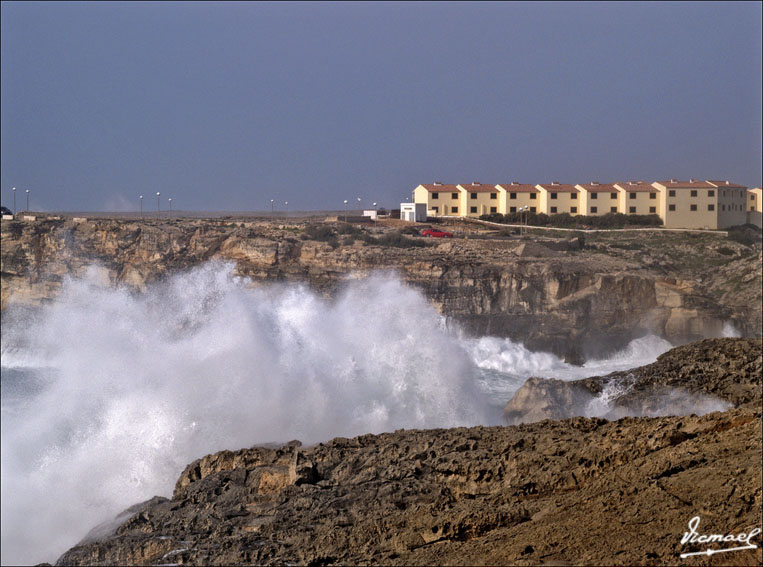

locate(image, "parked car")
(0, 206), (12, 215)
(421, 228), (453, 238)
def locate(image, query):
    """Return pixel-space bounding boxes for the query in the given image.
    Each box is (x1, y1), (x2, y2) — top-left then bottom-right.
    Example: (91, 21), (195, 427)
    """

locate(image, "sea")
(0, 262), (738, 565)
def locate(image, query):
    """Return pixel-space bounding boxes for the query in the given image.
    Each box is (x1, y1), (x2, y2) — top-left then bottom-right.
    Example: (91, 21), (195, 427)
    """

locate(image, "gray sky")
(1, 1), (761, 213)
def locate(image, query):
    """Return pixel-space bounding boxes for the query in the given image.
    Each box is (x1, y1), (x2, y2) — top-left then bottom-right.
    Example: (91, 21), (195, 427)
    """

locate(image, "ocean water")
(0, 263), (730, 565)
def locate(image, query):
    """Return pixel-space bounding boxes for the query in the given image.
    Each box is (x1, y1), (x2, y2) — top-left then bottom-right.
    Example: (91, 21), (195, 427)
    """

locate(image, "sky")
(1, 1), (761, 213)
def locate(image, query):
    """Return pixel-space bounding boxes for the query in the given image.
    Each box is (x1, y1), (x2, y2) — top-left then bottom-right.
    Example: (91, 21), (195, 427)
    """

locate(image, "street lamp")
(26, 189), (30, 211)
(357, 197), (361, 214)
(12, 187), (16, 214)
(168, 198), (172, 213)
(343, 199), (348, 223)
(270, 199), (274, 215)
(139, 195), (144, 217)
(284, 201), (288, 217)
(156, 192), (161, 212)
(373, 202), (377, 227)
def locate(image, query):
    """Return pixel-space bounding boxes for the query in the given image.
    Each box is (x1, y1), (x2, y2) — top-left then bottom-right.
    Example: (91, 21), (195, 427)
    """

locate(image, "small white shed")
(400, 203), (426, 222)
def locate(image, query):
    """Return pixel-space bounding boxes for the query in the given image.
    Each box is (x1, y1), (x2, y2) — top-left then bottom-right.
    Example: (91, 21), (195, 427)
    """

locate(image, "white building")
(400, 203), (427, 222)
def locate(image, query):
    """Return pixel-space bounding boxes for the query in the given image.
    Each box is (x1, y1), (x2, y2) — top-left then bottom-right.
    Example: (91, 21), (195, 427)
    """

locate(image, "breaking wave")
(0, 262), (709, 564)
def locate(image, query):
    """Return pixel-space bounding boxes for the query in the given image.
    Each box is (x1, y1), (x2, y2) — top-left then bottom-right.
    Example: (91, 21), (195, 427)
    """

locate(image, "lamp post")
(284, 201), (288, 217)
(12, 187), (16, 214)
(357, 197), (361, 214)
(343, 200), (348, 223)
(26, 189), (30, 211)
(168, 198), (172, 213)
(139, 195), (144, 217)
(373, 202), (377, 227)
(156, 192), (161, 212)
(270, 199), (274, 215)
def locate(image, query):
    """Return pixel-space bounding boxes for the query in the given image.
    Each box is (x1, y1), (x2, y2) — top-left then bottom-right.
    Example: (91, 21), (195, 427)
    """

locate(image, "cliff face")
(55, 340), (763, 567)
(2, 217), (760, 360)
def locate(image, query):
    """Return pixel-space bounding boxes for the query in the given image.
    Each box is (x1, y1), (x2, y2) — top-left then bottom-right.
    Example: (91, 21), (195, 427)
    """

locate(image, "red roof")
(707, 180), (747, 189)
(498, 183), (539, 193)
(576, 183), (618, 193)
(614, 181), (656, 193)
(537, 183), (578, 193)
(655, 179), (715, 188)
(457, 183), (498, 193)
(418, 183), (460, 192)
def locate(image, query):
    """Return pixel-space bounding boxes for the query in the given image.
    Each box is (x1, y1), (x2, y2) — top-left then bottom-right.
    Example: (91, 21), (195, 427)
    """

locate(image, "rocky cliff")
(2, 217), (761, 360)
(56, 338), (762, 566)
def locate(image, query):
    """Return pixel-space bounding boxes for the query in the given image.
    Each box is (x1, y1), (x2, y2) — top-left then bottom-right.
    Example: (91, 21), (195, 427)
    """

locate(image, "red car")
(421, 228), (453, 238)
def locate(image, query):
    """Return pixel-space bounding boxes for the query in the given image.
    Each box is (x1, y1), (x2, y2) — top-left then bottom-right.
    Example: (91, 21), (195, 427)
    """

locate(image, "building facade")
(577, 182), (622, 216)
(747, 188), (762, 228)
(412, 178), (752, 230)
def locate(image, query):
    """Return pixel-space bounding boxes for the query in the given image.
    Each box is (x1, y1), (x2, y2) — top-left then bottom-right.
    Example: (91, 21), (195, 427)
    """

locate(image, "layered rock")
(2, 218), (761, 359)
(503, 338), (762, 424)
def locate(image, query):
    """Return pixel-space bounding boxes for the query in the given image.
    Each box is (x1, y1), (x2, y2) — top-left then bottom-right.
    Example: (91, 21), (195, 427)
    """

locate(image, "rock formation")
(56, 338), (763, 566)
(504, 338), (762, 424)
(2, 217), (760, 360)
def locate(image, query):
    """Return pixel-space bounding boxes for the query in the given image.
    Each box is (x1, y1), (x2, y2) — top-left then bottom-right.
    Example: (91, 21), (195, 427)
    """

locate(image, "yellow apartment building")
(457, 183), (501, 217)
(576, 182), (622, 216)
(651, 179), (746, 230)
(708, 180), (749, 229)
(413, 183), (464, 217)
(613, 181), (661, 216)
(412, 178), (752, 228)
(496, 183), (541, 213)
(536, 183), (581, 215)
(747, 187), (762, 228)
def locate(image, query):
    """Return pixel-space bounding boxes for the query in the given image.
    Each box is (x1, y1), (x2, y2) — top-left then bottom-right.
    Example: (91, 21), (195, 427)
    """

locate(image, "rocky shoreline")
(2, 217), (761, 361)
(55, 338), (762, 566)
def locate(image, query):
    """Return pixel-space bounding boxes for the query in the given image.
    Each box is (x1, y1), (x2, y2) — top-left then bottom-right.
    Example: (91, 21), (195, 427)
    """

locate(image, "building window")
(530, 207), (536, 213)
(510, 206), (517, 213)
(470, 206), (477, 213)
(669, 190), (676, 197)
(708, 204), (715, 211)
(751, 206), (755, 211)
(510, 192), (517, 199)
(530, 193), (537, 200)
(610, 192), (617, 199)
(690, 190), (697, 197)
(669, 204), (676, 211)
(451, 206), (458, 214)
(432, 206), (439, 213)
(649, 207), (656, 213)
(649, 193), (656, 200)
(709, 190), (715, 197)
(550, 207), (557, 213)
(611, 206), (617, 213)
(570, 206), (577, 213)
(630, 192), (636, 199)
(471, 192), (477, 199)
(591, 193), (598, 200)
(751, 195), (755, 201)
(451, 193), (458, 199)
(629, 206), (636, 213)
(490, 193), (497, 200)
(551, 193), (558, 199)
(722, 204), (726, 211)
(490, 206), (497, 213)
(690, 204), (697, 211)
(591, 206), (597, 213)
(571, 193), (577, 199)
(432, 193), (439, 199)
